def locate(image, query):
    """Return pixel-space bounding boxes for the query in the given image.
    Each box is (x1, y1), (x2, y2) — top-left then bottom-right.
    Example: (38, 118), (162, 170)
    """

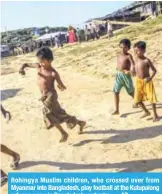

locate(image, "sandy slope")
(1, 17), (162, 192)
(1, 51), (162, 193)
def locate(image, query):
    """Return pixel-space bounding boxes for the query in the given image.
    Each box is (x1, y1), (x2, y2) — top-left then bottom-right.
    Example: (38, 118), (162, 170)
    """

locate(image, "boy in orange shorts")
(133, 41), (159, 122)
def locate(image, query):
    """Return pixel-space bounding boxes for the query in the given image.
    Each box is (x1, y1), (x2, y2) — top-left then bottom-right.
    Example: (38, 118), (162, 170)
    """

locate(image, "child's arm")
(128, 54), (136, 76)
(146, 59), (157, 82)
(52, 69), (66, 91)
(19, 63), (40, 75)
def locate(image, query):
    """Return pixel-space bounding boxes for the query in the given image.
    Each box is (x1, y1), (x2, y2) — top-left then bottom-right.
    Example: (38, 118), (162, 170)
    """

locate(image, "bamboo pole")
(92, 20), (139, 26)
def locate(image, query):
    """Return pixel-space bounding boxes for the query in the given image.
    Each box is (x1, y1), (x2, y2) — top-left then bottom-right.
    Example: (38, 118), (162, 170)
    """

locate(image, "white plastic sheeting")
(36, 32), (67, 41)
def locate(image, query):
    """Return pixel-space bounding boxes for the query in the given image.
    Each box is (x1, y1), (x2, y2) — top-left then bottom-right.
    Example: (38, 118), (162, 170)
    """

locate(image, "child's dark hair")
(134, 41), (146, 50)
(36, 47), (53, 61)
(119, 39), (131, 49)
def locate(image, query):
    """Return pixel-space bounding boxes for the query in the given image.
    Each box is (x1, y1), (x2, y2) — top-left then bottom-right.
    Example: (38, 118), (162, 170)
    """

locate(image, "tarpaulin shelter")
(85, 1), (162, 32)
(86, 1), (162, 23)
(36, 32), (67, 42)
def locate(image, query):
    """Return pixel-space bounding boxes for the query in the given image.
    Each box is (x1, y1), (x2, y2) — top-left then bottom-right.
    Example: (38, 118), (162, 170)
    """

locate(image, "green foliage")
(1, 26), (68, 45)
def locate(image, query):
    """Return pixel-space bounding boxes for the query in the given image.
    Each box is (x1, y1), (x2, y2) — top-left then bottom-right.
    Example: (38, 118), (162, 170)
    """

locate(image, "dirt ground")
(1, 27), (162, 192)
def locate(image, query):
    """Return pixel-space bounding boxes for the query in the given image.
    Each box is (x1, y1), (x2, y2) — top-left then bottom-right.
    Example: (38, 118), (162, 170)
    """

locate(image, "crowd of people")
(74, 20), (113, 43)
(5, 21), (113, 58)
(83, 20), (113, 41)
(10, 36), (63, 56)
(6, 33), (65, 57)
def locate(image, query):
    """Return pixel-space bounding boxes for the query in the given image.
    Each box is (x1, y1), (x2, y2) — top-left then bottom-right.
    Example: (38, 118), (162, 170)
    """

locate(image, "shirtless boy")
(112, 39), (136, 115)
(19, 47), (86, 142)
(133, 41), (159, 122)
(1, 105), (20, 186)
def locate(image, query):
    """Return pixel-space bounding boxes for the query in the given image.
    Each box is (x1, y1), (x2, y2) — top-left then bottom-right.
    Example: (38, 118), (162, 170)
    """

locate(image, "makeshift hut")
(36, 32), (67, 44)
(85, 1), (162, 32)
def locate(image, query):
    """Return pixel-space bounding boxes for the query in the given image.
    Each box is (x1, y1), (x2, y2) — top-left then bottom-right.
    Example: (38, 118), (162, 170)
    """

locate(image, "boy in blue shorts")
(112, 39), (136, 115)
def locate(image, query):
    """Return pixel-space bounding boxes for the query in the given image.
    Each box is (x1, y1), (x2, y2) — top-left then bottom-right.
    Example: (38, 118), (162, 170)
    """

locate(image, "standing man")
(76, 28), (81, 43)
(107, 20), (113, 39)
(58, 33), (63, 48)
(95, 23), (100, 39)
(84, 25), (90, 41)
(89, 23), (96, 40)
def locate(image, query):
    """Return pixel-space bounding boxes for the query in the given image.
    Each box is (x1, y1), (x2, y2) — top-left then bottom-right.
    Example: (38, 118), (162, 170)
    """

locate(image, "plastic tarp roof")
(0, 45), (10, 52)
(36, 32), (67, 41)
(101, 10), (140, 20)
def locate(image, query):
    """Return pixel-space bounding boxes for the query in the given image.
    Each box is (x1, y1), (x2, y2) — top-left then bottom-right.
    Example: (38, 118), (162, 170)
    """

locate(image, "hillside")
(55, 15), (162, 78)
(1, 15), (162, 193)
(2, 15), (162, 79)
(1, 26), (68, 45)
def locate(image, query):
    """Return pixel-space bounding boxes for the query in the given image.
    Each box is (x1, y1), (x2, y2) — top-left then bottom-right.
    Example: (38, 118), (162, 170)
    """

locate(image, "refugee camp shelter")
(85, 1), (162, 30)
(36, 32), (67, 42)
(0, 45), (10, 57)
(85, 1), (162, 31)
(100, 1), (162, 22)
(86, 1), (162, 23)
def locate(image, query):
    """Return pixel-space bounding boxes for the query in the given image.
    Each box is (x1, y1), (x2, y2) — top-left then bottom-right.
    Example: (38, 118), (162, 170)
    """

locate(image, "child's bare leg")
(152, 103), (159, 122)
(129, 92), (139, 108)
(112, 92), (119, 115)
(66, 118), (86, 134)
(129, 92), (134, 98)
(77, 120), (86, 134)
(55, 124), (68, 143)
(1, 144), (20, 170)
(138, 102), (150, 118)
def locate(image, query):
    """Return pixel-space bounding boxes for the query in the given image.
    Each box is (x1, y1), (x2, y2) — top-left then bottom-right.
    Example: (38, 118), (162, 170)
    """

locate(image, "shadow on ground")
(17, 158), (162, 172)
(73, 124), (162, 146)
(1, 89), (22, 101)
(121, 103), (162, 118)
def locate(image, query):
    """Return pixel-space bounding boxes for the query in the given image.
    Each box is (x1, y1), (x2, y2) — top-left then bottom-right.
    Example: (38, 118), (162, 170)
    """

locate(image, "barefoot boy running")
(19, 47), (86, 142)
(133, 41), (159, 122)
(112, 39), (136, 115)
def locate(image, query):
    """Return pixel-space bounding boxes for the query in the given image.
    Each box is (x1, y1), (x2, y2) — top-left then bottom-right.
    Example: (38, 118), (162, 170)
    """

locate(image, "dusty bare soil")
(1, 16), (162, 193)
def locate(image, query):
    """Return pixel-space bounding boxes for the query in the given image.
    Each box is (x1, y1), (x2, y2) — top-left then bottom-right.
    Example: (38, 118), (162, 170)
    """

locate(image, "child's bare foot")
(10, 154), (20, 170)
(112, 111), (119, 115)
(132, 103), (139, 108)
(140, 111), (151, 119)
(153, 116), (160, 122)
(60, 133), (68, 143)
(67, 123), (76, 129)
(78, 121), (86, 134)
